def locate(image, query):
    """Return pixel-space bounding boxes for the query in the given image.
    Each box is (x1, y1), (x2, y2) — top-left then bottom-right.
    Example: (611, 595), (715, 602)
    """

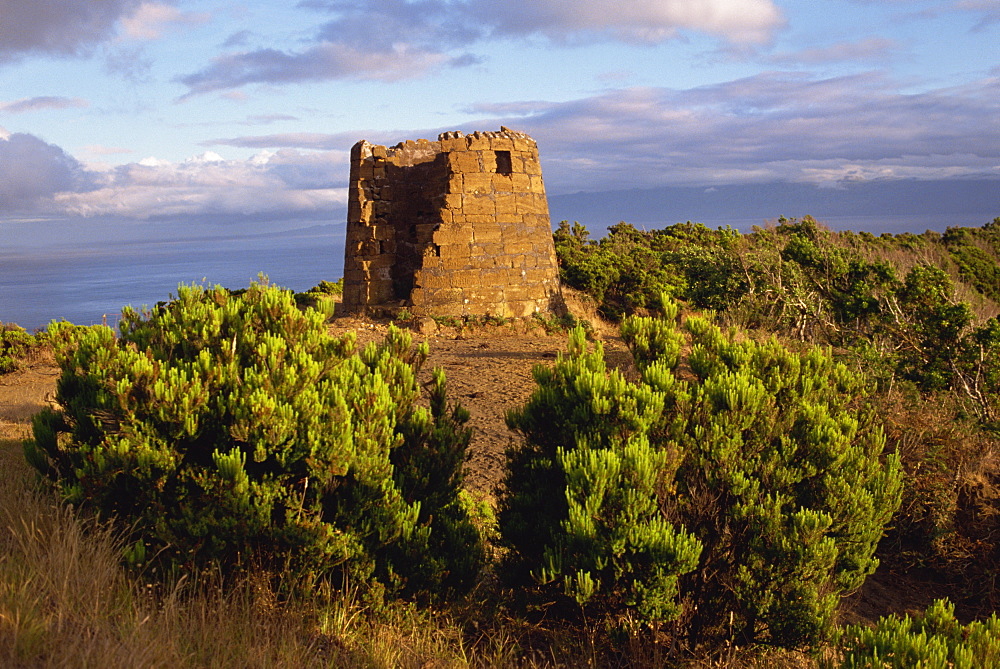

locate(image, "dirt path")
(328, 318), (630, 499)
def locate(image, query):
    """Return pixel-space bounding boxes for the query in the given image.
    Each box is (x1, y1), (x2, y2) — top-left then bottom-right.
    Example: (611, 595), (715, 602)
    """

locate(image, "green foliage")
(293, 278), (343, 321)
(501, 301), (902, 648)
(24, 280), (483, 598)
(500, 325), (702, 623)
(890, 265), (973, 391)
(832, 599), (1000, 668)
(0, 324), (46, 374)
(553, 221), (688, 320)
(942, 223), (1000, 303)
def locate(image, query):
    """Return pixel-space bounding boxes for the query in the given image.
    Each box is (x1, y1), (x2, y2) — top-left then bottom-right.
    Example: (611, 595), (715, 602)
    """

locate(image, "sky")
(1, 0), (999, 245)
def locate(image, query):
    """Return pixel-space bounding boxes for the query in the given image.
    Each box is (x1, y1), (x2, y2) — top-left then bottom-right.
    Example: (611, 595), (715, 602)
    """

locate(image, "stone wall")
(338, 127), (561, 318)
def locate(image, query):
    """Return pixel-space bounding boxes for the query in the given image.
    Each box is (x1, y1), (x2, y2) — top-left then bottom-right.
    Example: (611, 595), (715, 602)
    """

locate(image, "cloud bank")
(513, 72), (1000, 190)
(180, 0), (784, 94)
(4, 70), (997, 223)
(0, 130), (348, 220)
(0, 131), (93, 208)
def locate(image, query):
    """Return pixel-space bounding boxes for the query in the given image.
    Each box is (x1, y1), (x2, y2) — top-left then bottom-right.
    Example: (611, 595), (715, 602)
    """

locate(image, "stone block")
(421, 287), (464, 306)
(492, 174), (514, 192)
(471, 242), (504, 257)
(509, 173), (531, 191)
(462, 194), (495, 216)
(441, 254), (470, 270)
(415, 272), (452, 290)
(490, 136), (514, 152)
(466, 286), (505, 304)
(414, 223), (438, 244)
(439, 136), (468, 152)
(495, 192), (518, 215)
(448, 151), (480, 173)
(512, 137), (534, 152)
(481, 151), (497, 173)
(450, 269), (482, 288)
(468, 254), (497, 269)
(437, 241), (469, 258)
(471, 223), (502, 243)
(365, 254), (395, 270)
(463, 172), (494, 194)
(525, 268), (557, 283)
(515, 193), (544, 215)
(420, 252), (443, 270)
(505, 241), (534, 256)
(433, 226), (473, 245)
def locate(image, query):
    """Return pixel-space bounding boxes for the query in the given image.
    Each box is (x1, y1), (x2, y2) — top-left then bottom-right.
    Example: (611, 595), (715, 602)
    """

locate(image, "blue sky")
(1, 0), (998, 240)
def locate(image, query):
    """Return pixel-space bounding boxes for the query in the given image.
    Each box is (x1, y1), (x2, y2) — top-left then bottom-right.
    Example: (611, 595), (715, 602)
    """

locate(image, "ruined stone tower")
(338, 127), (561, 318)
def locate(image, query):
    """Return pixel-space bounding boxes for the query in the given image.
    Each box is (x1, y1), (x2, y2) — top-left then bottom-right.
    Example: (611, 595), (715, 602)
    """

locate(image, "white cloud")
(120, 3), (210, 41)
(178, 0), (784, 94)
(0, 96), (89, 113)
(53, 149), (348, 219)
(470, 0), (784, 44)
(178, 43), (449, 96)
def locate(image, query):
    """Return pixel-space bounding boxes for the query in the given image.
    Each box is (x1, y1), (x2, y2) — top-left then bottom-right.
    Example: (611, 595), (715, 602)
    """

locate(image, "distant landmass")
(548, 179), (1000, 235)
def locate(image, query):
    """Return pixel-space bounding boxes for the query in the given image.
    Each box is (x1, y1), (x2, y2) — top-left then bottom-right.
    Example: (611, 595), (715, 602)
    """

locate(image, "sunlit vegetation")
(4, 215), (1000, 666)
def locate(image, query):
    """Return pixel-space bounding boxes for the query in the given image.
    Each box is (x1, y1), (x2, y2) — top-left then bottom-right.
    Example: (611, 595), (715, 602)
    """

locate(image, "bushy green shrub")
(293, 278), (343, 321)
(24, 281), (483, 598)
(0, 324), (45, 374)
(831, 599), (1000, 668)
(500, 300), (902, 647)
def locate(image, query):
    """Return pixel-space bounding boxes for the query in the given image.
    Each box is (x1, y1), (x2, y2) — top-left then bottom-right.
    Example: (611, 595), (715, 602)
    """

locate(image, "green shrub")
(24, 280), (483, 598)
(831, 599), (1000, 668)
(500, 325), (703, 623)
(500, 301), (902, 648)
(293, 278), (343, 321)
(0, 324), (45, 374)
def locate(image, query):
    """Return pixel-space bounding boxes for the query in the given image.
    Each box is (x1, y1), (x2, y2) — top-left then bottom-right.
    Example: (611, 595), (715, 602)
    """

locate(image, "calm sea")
(1, 226), (345, 332)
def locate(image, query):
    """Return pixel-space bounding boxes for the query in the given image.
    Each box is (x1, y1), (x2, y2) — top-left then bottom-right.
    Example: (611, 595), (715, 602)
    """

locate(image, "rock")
(415, 317), (437, 336)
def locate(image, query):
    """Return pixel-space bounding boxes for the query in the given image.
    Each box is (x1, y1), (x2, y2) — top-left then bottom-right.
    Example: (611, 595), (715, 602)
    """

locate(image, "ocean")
(1, 226), (345, 332)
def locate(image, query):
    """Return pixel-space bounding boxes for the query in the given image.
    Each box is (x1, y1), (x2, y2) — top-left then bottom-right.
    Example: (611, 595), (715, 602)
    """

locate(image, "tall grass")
(0, 434), (507, 668)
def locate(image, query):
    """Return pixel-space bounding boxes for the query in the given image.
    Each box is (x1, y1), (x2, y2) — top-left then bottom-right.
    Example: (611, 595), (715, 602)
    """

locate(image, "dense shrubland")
(502, 301), (901, 649)
(24, 280), (484, 601)
(6, 215), (1000, 666)
(554, 217), (1000, 624)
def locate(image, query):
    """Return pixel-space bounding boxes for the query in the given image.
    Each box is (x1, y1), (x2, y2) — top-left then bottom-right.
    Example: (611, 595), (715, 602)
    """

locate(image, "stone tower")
(338, 127), (561, 318)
